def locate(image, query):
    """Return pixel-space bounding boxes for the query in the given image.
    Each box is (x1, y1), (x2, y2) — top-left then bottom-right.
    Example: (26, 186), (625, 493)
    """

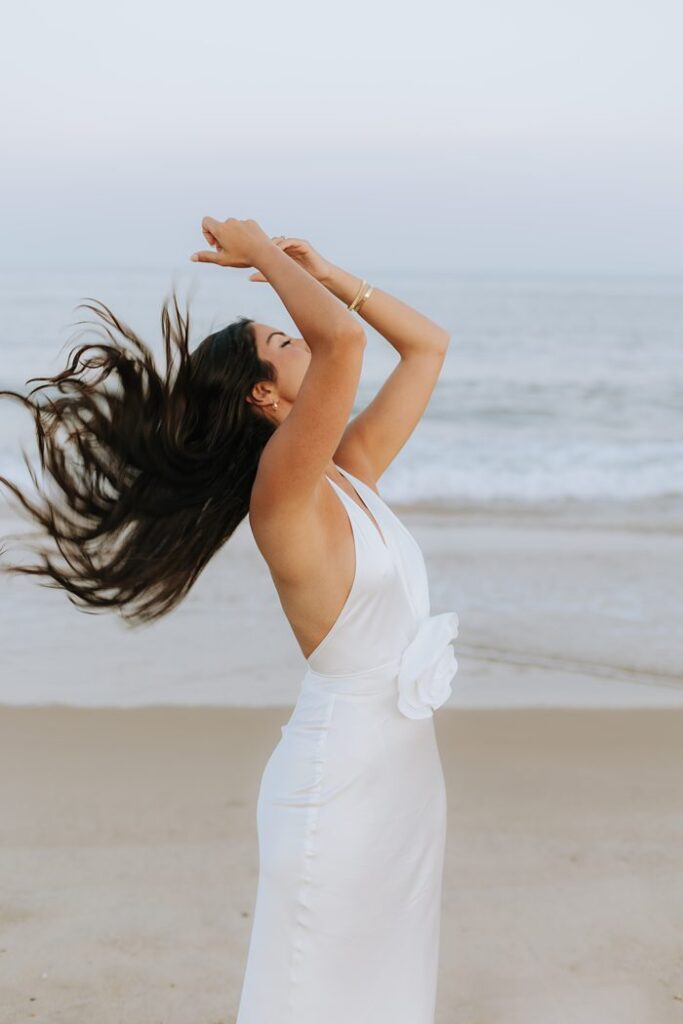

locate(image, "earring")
(272, 401), (279, 410)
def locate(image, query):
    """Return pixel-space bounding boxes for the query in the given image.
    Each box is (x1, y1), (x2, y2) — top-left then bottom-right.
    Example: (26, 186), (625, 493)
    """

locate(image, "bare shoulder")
(248, 430), (382, 589)
(248, 461), (331, 585)
(248, 438), (383, 660)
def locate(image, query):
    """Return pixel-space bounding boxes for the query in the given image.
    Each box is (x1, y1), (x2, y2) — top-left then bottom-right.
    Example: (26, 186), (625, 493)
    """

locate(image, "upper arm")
(250, 327), (366, 551)
(334, 340), (449, 485)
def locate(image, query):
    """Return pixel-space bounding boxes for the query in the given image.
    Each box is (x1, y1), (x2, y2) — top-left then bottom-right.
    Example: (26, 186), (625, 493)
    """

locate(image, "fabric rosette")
(396, 611), (460, 720)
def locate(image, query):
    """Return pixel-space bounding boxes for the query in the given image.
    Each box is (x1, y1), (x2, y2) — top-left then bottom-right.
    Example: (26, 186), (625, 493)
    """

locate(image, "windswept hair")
(0, 291), (277, 625)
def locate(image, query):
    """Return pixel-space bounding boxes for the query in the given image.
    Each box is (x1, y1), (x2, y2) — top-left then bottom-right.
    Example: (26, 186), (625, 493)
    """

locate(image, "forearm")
(252, 243), (363, 348)
(319, 263), (450, 358)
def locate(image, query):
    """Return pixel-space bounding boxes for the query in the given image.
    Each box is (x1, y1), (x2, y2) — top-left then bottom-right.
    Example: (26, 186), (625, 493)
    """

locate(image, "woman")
(0, 216), (459, 1023)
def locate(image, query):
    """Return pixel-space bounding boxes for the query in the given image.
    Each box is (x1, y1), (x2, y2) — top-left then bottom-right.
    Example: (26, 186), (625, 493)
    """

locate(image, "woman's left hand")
(248, 236), (334, 284)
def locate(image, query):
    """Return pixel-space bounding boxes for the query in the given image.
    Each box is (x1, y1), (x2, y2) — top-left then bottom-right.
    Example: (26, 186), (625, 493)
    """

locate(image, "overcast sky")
(1, 0), (681, 275)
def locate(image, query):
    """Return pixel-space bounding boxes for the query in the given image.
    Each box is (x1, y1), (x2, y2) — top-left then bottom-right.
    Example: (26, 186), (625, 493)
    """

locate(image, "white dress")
(235, 463), (459, 1024)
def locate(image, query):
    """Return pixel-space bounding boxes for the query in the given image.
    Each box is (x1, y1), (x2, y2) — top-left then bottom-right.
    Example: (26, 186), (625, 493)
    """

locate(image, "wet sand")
(1, 498), (682, 710)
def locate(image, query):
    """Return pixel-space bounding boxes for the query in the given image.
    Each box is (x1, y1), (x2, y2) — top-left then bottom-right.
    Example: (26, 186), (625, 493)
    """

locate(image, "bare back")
(249, 455), (382, 660)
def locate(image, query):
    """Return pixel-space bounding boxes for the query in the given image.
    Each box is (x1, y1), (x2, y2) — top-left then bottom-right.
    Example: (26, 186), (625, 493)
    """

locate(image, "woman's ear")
(246, 383), (276, 410)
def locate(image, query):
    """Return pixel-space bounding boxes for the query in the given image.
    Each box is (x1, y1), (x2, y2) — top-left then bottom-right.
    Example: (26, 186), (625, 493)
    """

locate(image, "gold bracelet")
(348, 278), (367, 311)
(355, 283), (374, 313)
(348, 279), (373, 313)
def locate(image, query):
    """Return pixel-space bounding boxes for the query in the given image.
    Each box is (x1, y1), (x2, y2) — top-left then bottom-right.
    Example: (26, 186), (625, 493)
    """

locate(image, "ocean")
(1, 267), (681, 708)
(1, 266), (682, 511)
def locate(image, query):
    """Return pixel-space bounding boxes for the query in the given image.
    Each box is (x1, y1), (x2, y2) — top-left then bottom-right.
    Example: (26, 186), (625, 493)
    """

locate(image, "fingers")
(191, 250), (223, 264)
(202, 215), (222, 236)
(202, 224), (219, 247)
(198, 214), (223, 259)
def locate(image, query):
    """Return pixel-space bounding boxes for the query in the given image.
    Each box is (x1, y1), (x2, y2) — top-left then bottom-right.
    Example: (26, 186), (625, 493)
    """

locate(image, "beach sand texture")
(1, 705), (682, 1024)
(1, 490), (682, 1022)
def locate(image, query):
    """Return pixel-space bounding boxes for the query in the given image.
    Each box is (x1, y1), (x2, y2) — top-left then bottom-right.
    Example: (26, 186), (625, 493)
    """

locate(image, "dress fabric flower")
(396, 611), (460, 720)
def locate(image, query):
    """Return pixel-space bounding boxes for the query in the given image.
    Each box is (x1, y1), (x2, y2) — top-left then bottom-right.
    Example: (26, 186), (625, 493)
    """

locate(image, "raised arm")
(246, 238), (367, 502)
(319, 262), (450, 484)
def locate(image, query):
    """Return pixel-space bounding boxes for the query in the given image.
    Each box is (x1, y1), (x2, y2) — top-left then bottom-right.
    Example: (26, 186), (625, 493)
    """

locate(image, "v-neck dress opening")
(326, 463), (389, 550)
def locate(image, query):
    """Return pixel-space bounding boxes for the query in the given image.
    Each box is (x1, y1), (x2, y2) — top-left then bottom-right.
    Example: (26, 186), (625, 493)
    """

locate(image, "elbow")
(335, 324), (367, 349)
(432, 330), (451, 356)
(307, 325), (366, 353)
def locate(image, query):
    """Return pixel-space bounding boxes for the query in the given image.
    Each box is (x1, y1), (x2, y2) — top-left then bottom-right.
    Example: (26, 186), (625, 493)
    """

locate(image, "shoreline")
(4, 491), (683, 527)
(1, 495), (682, 710)
(390, 494), (683, 530)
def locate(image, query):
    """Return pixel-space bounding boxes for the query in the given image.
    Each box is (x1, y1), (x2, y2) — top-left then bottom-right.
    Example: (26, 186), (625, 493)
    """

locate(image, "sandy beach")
(1, 704), (681, 1023)
(1, 494), (682, 1022)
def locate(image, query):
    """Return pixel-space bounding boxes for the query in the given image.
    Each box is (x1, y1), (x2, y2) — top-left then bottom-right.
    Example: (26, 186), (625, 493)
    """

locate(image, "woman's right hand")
(191, 217), (273, 267)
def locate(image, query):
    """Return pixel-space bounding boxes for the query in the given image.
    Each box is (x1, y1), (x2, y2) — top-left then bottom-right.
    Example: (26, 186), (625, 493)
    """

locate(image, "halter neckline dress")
(235, 462), (459, 1024)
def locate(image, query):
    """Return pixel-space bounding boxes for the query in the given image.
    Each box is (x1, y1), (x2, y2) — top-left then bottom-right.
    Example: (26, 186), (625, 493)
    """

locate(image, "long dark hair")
(0, 290), (277, 625)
